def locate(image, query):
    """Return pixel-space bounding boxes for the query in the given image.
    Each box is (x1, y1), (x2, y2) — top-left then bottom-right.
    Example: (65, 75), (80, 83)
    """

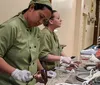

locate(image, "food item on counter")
(96, 62), (100, 70)
(74, 61), (81, 65)
(66, 61), (81, 71)
(55, 83), (80, 85)
(66, 67), (74, 71)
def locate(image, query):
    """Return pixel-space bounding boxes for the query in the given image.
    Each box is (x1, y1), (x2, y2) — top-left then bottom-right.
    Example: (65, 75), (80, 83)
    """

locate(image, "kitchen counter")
(35, 68), (83, 85)
(35, 59), (97, 85)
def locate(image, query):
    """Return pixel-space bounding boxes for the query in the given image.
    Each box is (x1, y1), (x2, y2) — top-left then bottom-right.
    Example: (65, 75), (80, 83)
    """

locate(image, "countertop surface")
(35, 59), (98, 85)
(35, 68), (85, 85)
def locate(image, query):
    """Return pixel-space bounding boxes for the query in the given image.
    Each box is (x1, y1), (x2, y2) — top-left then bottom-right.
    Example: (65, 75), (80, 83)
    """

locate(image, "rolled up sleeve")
(0, 24), (16, 57)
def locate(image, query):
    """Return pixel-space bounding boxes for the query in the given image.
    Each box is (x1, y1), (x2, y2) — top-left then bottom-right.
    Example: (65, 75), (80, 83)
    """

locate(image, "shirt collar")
(18, 13), (30, 29)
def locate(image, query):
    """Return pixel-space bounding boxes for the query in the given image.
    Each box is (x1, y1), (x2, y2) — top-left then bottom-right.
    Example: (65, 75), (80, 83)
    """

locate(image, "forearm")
(37, 59), (44, 71)
(0, 57), (15, 75)
(46, 54), (60, 62)
(47, 54), (72, 64)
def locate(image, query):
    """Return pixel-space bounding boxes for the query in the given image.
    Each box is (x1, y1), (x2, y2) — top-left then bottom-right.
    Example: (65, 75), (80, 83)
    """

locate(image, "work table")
(35, 68), (82, 85)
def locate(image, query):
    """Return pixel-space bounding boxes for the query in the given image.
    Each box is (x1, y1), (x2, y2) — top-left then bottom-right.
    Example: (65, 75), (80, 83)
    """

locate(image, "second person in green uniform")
(39, 10), (73, 70)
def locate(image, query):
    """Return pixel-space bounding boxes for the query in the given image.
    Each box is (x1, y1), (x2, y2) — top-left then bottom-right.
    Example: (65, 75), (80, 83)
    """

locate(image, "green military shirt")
(39, 28), (62, 70)
(0, 14), (40, 85)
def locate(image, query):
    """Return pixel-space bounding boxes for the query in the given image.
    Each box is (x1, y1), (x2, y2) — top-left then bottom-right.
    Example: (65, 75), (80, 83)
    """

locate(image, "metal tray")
(76, 72), (90, 82)
(84, 64), (96, 71)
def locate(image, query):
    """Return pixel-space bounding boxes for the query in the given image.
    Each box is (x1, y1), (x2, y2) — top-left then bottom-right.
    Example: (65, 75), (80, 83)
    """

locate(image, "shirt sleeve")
(0, 23), (16, 57)
(39, 33), (52, 59)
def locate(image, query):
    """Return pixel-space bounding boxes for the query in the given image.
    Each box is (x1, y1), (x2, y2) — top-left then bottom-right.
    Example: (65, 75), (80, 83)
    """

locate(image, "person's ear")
(29, 5), (35, 12)
(49, 20), (53, 24)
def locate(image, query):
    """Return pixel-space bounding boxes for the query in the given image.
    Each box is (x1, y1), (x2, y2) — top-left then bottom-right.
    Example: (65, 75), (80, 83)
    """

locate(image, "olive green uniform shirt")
(0, 14), (40, 85)
(39, 28), (62, 70)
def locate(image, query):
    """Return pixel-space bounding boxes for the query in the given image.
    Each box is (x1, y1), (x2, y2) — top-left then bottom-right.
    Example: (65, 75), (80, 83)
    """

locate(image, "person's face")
(28, 7), (52, 27)
(51, 12), (62, 28)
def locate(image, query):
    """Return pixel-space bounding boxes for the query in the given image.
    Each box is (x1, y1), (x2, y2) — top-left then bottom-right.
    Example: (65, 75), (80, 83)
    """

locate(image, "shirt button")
(34, 46), (36, 48)
(27, 29), (29, 31)
(29, 62), (34, 65)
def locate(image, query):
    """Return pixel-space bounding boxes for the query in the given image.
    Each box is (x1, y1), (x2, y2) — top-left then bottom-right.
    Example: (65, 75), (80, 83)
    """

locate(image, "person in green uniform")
(0, 0), (52, 85)
(39, 10), (74, 70)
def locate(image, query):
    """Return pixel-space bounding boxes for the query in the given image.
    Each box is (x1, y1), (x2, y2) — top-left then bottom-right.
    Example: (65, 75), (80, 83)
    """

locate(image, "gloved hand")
(60, 56), (72, 64)
(89, 54), (100, 63)
(11, 69), (33, 82)
(82, 80), (89, 85)
(47, 70), (57, 78)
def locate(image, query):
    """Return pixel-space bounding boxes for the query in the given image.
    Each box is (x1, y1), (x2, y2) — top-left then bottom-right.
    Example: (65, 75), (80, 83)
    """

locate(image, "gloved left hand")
(82, 80), (89, 85)
(60, 56), (72, 64)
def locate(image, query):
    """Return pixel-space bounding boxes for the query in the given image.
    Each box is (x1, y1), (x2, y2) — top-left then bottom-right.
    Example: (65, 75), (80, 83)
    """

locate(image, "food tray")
(76, 72), (90, 82)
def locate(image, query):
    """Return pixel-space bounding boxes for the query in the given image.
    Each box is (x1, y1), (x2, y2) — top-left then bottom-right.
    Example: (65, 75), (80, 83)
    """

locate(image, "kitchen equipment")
(76, 72), (91, 82)
(84, 64), (96, 71)
(82, 71), (100, 85)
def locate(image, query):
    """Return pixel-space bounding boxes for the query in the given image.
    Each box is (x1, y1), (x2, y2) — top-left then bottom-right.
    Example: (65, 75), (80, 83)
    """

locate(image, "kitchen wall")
(52, 0), (96, 58)
(52, 0), (76, 56)
(82, 0), (96, 49)
(0, 0), (29, 24)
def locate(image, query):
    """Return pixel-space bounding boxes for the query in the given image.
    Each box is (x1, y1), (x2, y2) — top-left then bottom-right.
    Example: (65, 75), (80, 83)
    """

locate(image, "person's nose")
(60, 19), (62, 22)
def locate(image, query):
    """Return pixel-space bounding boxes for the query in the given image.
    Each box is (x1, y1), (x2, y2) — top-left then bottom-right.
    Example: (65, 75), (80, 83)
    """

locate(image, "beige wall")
(73, 0), (84, 58)
(52, 0), (76, 56)
(0, 0), (30, 24)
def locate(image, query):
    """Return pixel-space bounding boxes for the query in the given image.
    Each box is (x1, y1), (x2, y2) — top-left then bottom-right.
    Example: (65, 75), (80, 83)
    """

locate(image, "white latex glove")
(60, 56), (72, 64)
(82, 81), (89, 85)
(47, 70), (57, 78)
(11, 69), (33, 82)
(89, 54), (100, 63)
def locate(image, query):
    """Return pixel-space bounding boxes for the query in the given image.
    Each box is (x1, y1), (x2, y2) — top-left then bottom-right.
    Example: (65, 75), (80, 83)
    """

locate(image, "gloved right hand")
(11, 69), (33, 82)
(82, 80), (89, 85)
(60, 56), (72, 64)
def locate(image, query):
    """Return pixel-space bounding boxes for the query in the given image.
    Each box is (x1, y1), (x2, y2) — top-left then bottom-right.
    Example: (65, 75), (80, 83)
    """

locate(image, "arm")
(0, 24), (16, 74)
(0, 57), (15, 75)
(46, 54), (60, 62)
(39, 32), (71, 63)
(0, 24), (33, 82)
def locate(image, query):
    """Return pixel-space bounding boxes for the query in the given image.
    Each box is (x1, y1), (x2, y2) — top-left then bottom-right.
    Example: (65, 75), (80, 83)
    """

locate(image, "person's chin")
(59, 25), (61, 27)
